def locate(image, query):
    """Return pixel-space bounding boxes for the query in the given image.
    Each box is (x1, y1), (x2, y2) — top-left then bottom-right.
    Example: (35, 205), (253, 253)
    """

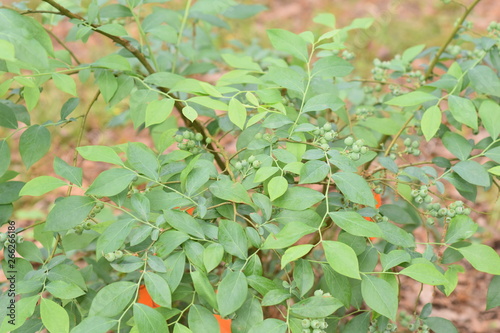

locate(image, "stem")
(424, 0), (482, 80)
(45, 28), (81, 65)
(172, 0), (193, 74)
(384, 113), (415, 157)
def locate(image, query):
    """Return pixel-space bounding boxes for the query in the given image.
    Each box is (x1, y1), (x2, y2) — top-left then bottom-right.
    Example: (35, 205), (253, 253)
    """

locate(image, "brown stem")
(45, 28), (81, 65)
(424, 0), (482, 80)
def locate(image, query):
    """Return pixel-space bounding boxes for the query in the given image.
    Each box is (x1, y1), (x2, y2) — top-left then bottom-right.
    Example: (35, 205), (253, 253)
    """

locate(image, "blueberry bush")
(0, 0), (500, 332)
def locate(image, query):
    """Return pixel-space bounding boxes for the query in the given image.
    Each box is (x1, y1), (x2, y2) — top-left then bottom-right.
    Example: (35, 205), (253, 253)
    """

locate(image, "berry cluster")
(400, 312), (429, 333)
(487, 21), (500, 36)
(355, 106), (375, 120)
(104, 250), (124, 262)
(341, 50), (355, 60)
(313, 123), (338, 151)
(234, 155), (261, 171)
(403, 138), (421, 156)
(343, 137), (368, 161)
(427, 200), (470, 225)
(74, 202), (103, 234)
(0, 232), (23, 247)
(175, 131), (207, 154)
(368, 321), (398, 333)
(300, 290), (330, 333)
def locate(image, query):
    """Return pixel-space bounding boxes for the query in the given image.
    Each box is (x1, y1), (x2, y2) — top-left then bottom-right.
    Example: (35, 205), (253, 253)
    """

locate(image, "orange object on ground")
(214, 314), (232, 333)
(138, 285), (159, 308)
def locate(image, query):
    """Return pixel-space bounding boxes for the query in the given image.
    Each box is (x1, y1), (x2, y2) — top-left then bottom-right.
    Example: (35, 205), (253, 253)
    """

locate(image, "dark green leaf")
(332, 172), (376, 207)
(96, 217), (134, 259)
(156, 230), (190, 258)
(86, 168), (137, 197)
(261, 289), (291, 306)
(486, 275), (500, 310)
(54, 157), (82, 187)
(290, 296), (343, 318)
(361, 275), (397, 321)
(479, 99), (500, 139)
(294, 259), (314, 297)
(145, 272), (172, 308)
(448, 95), (478, 130)
(164, 209), (205, 239)
(400, 262), (448, 285)
(445, 215), (477, 244)
(71, 317), (116, 333)
(262, 221), (316, 249)
(127, 143), (159, 180)
(133, 303), (169, 332)
(380, 250), (411, 271)
(45, 280), (85, 299)
(329, 211), (383, 238)
(452, 160), (490, 187)
(323, 264), (351, 307)
(0, 102), (17, 129)
(267, 29), (308, 62)
(19, 125), (51, 169)
(187, 305), (219, 333)
(232, 297), (264, 333)
(424, 317), (458, 333)
(303, 93), (344, 112)
(281, 244), (313, 269)
(454, 242), (500, 275)
(311, 56), (353, 77)
(442, 132), (472, 161)
(0, 140), (10, 177)
(45, 196), (95, 231)
(378, 222), (415, 248)
(217, 271), (248, 317)
(0, 181), (24, 204)
(468, 65), (500, 97)
(218, 219), (247, 259)
(191, 270), (217, 310)
(77, 145), (124, 165)
(324, 240), (360, 279)
(385, 91), (438, 107)
(272, 186), (323, 211)
(299, 160), (329, 184)
(89, 281), (136, 317)
(209, 179), (253, 205)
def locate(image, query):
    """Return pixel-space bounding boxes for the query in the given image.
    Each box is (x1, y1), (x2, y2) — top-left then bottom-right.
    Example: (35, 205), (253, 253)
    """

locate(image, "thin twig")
(45, 28), (81, 65)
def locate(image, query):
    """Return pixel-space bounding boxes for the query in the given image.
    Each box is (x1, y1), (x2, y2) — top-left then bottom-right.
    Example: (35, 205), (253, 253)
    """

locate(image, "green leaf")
(45, 196), (95, 231)
(164, 209), (205, 239)
(97, 70), (118, 102)
(262, 221), (316, 249)
(0, 39), (15, 61)
(173, 323), (193, 333)
(448, 95), (478, 130)
(71, 317), (116, 333)
(133, 303), (169, 332)
(290, 296), (343, 318)
(454, 242), (500, 275)
(299, 160), (329, 184)
(96, 218), (134, 259)
(442, 132), (472, 161)
(378, 222), (415, 248)
(145, 98), (175, 127)
(221, 53), (261, 71)
(273, 186), (323, 211)
(479, 99), (500, 139)
(302, 93), (344, 113)
(332, 172), (376, 207)
(19, 125), (51, 169)
(452, 160), (490, 187)
(0, 295), (38, 332)
(361, 275), (397, 321)
(486, 275), (500, 310)
(267, 66), (305, 93)
(329, 211), (383, 238)
(402, 44), (425, 63)
(40, 298), (69, 333)
(323, 264), (351, 307)
(281, 244), (313, 269)
(203, 243), (224, 272)
(24, 86), (40, 111)
(191, 270), (217, 309)
(343, 312), (371, 333)
(217, 271), (248, 317)
(232, 297), (264, 332)
(86, 168), (137, 197)
(323, 240), (360, 279)
(0, 140), (11, 177)
(421, 105), (441, 141)
(385, 91), (438, 107)
(89, 281), (137, 317)
(313, 13), (336, 28)
(267, 29), (308, 62)
(218, 219), (247, 259)
(97, 23), (128, 36)
(45, 280), (85, 299)
(488, 166), (500, 176)
(253, 167), (280, 183)
(145, 272), (172, 308)
(181, 106), (197, 122)
(381, 250), (411, 271)
(400, 262), (448, 285)
(485, 146), (500, 163)
(77, 145), (124, 165)
(20, 176), (67, 196)
(156, 230), (190, 257)
(268, 176), (288, 201)
(311, 56), (353, 77)
(248, 319), (287, 333)
(209, 179), (253, 205)
(127, 143), (159, 180)
(54, 157), (82, 187)
(445, 215), (477, 244)
(93, 54), (131, 71)
(52, 73), (77, 96)
(187, 305), (219, 333)
(294, 259), (314, 297)
(468, 65), (500, 97)
(228, 98), (247, 130)
(0, 181), (24, 204)
(0, 103), (18, 129)
(424, 317), (458, 333)
(261, 289), (290, 306)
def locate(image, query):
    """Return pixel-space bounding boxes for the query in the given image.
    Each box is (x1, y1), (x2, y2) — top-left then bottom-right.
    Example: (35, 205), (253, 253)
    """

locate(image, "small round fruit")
(195, 133), (203, 141)
(352, 144), (361, 153)
(183, 131), (191, 139)
(174, 134), (184, 143)
(248, 155), (256, 163)
(0, 233), (6, 243)
(187, 140), (196, 148)
(321, 143), (330, 151)
(104, 252), (116, 262)
(15, 235), (24, 244)
(205, 137), (212, 144)
(411, 140), (419, 148)
(411, 189), (419, 197)
(114, 250), (124, 259)
(84, 221), (93, 230)
(241, 160), (248, 167)
(374, 187), (382, 194)
(235, 162), (243, 170)
(314, 289), (324, 296)
(252, 160), (261, 169)
(355, 139), (364, 147)
(350, 152), (360, 160)
(360, 146), (368, 154)
(96, 202), (104, 209)
(178, 143), (187, 150)
(311, 320), (321, 329)
(415, 196), (423, 204)
(426, 217), (435, 225)
(404, 138), (412, 147)
(301, 319), (311, 328)
(390, 153), (397, 160)
(323, 123), (332, 131)
(324, 132), (333, 141)
(344, 137), (354, 146)
(463, 208), (471, 215)
(413, 149), (421, 156)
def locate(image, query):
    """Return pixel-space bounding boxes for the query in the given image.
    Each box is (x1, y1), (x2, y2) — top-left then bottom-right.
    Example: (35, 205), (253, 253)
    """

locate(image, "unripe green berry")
(424, 195), (433, 203)
(195, 133), (203, 141)
(205, 137), (212, 144)
(84, 221), (93, 230)
(301, 319), (311, 328)
(235, 162), (243, 170)
(104, 252), (116, 262)
(16, 235), (24, 244)
(447, 209), (456, 217)
(320, 322), (328, 329)
(178, 143), (187, 150)
(374, 187), (382, 194)
(321, 143), (330, 151)
(352, 144), (360, 153)
(413, 149), (421, 156)
(430, 210), (438, 217)
(90, 213), (96, 218)
(97, 202), (104, 209)
(183, 131), (191, 139)
(115, 250), (124, 259)
(438, 208), (447, 216)
(74, 225), (83, 232)
(319, 129), (325, 136)
(175, 134), (184, 143)
(311, 320), (321, 329)
(360, 146), (368, 154)
(187, 140), (196, 148)
(0, 233), (6, 243)
(319, 138), (327, 144)
(411, 189), (419, 197)
(455, 206), (463, 214)
(433, 203), (441, 210)
(252, 160), (261, 168)
(344, 137), (354, 146)
(312, 329), (322, 333)
(254, 133), (262, 139)
(419, 189), (428, 196)
(426, 217), (435, 225)
(404, 138), (412, 147)
(314, 289), (324, 296)
(324, 132), (333, 141)
(415, 196), (423, 204)
(390, 153), (397, 160)
(312, 129), (320, 135)
(302, 329), (311, 333)
(463, 208), (471, 215)
(350, 152), (360, 160)
(248, 155), (256, 163)
(411, 140), (419, 148)
(323, 123), (332, 131)
(355, 139), (364, 146)
(263, 134), (271, 141)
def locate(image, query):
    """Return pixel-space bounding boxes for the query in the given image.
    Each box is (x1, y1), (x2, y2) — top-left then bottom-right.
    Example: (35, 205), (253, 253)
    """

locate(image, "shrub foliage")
(0, 0), (500, 332)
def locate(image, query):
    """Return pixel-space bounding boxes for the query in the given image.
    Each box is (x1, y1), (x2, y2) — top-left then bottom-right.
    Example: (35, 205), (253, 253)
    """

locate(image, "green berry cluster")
(426, 200), (470, 224)
(411, 185), (432, 206)
(403, 138), (421, 156)
(368, 321), (398, 333)
(235, 155), (261, 171)
(313, 123), (338, 151)
(341, 50), (355, 60)
(487, 21), (500, 36)
(343, 137), (368, 161)
(104, 250), (124, 262)
(374, 214), (389, 223)
(300, 290), (330, 333)
(175, 131), (206, 154)
(0, 233), (23, 247)
(355, 106), (375, 120)
(74, 202), (104, 234)
(406, 70), (425, 84)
